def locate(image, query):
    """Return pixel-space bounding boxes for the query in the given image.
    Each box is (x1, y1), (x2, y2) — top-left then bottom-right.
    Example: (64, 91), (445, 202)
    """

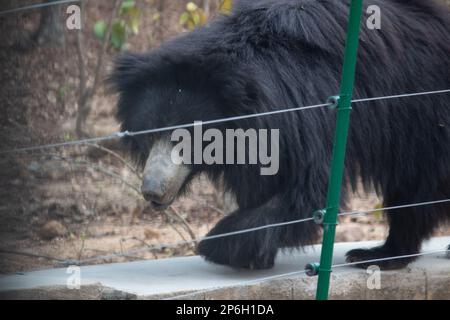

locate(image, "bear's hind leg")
(346, 191), (449, 270)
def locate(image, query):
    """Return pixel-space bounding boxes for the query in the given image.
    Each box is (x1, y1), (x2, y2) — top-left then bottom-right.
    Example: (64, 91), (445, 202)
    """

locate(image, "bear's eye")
(136, 136), (155, 155)
(123, 136), (150, 167)
(123, 136), (142, 153)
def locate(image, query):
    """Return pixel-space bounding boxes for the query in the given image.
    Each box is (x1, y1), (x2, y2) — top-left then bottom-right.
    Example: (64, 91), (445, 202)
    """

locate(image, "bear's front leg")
(197, 203), (282, 270)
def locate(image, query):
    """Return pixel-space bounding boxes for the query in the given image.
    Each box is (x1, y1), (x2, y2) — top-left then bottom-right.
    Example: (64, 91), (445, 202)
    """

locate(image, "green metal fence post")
(315, 0), (364, 300)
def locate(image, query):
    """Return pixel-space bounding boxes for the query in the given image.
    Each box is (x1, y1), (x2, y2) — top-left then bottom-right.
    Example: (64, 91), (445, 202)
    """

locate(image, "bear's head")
(109, 47), (272, 210)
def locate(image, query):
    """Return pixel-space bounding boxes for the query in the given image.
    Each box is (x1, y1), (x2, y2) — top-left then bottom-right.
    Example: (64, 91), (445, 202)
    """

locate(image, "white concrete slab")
(1, 237), (449, 299)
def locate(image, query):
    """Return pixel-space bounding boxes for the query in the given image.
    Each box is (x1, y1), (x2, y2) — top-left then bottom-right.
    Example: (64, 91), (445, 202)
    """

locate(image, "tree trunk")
(34, 0), (65, 46)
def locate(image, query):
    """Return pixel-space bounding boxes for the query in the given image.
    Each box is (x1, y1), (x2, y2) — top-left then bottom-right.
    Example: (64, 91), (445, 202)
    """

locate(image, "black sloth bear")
(110, 0), (450, 270)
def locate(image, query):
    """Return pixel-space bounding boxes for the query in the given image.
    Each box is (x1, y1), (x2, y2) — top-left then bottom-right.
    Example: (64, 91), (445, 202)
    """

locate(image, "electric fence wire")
(0, 0), (80, 16)
(73, 198), (450, 265)
(2, 198), (446, 266)
(165, 248), (450, 300)
(2, 89), (450, 155)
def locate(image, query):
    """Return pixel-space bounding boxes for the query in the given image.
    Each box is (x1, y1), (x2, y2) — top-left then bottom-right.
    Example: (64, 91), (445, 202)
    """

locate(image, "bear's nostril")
(141, 180), (165, 203)
(142, 191), (155, 202)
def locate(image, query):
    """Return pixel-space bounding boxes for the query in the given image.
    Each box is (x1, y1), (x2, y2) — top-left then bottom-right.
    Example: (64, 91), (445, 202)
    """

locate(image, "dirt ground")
(0, 1), (448, 274)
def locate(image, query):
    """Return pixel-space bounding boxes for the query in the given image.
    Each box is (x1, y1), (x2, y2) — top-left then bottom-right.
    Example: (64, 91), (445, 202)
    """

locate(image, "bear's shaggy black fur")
(111, 0), (450, 270)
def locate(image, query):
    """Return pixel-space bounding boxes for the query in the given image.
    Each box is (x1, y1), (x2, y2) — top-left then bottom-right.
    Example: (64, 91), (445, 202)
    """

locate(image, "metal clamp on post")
(313, 209), (326, 225)
(116, 130), (130, 138)
(327, 95), (340, 109)
(337, 94), (353, 111)
(323, 207), (339, 227)
(313, 209), (339, 226)
(305, 262), (320, 277)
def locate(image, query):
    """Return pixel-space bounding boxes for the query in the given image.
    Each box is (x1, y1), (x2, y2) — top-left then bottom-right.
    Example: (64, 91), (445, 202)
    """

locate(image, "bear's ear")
(107, 52), (152, 94)
(209, 64), (268, 114)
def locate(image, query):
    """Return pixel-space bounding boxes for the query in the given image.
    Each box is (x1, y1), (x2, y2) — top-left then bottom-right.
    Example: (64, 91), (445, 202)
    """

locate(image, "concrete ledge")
(0, 237), (449, 300)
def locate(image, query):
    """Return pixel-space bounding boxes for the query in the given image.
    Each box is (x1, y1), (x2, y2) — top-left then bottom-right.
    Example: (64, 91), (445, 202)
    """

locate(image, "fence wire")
(165, 248), (450, 300)
(1, 197), (448, 267)
(0, 0), (81, 16)
(1, 102), (330, 154)
(2, 89), (450, 155)
(79, 198), (450, 265)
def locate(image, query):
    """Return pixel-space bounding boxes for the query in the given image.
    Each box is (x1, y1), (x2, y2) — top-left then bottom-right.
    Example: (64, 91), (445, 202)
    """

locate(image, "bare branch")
(75, 0), (123, 137)
(121, 237), (159, 259)
(92, 0), (122, 92)
(84, 142), (142, 179)
(49, 154), (141, 195)
(169, 206), (197, 242)
(162, 213), (189, 243)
